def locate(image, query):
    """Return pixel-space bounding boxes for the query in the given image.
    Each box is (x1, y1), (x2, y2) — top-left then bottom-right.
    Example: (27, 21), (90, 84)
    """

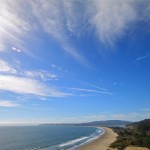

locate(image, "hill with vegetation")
(77, 120), (131, 127)
(110, 119), (150, 150)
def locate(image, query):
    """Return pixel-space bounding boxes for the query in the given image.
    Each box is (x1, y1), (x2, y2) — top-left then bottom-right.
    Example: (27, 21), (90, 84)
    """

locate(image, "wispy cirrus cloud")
(0, 0), (31, 52)
(0, 59), (66, 97)
(86, 0), (137, 45)
(1, 0), (150, 57)
(1, 0), (149, 62)
(0, 75), (67, 97)
(129, 53), (150, 64)
(72, 87), (112, 95)
(0, 100), (20, 107)
(0, 59), (17, 74)
(29, 0), (87, 64)
(0, 0), (87, 64)
(136, 54), (150, 61)
(23, 70), (58, 81)
(0, 59), (57, 81)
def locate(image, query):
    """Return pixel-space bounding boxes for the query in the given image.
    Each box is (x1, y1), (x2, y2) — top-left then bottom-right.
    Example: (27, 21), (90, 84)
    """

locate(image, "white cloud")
(0, 100), (20, 107)
(0, 0), (31, 52)
(30, 1), (64, 41)
(62, 0), (86, 37)
(0, 0), (86, 63)
(87, 0), (137, 45)
(0, 59), (58, 81)
(0, 59), (63, 97)
(72, 87), (112, 95)
(0, 59), (17, 74)
(0, 43), (5, 52)
(23, 70), (58, 80)
(0, 0), (150, 58)
(0, 75), (67, 97)
(30, 0), (86, 64)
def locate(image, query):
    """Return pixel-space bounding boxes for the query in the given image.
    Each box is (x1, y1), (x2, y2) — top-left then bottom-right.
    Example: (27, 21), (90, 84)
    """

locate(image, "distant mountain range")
(41, 120), (132, 127)
(77, 120), (131, 127)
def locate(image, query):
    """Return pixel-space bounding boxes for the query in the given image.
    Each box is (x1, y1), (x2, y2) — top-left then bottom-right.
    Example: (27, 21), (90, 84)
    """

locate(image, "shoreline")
(78, 127), (117, 150)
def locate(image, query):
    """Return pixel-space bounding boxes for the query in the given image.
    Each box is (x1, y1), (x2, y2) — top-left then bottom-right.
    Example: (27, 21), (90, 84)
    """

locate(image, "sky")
(0, 0), (150, 124)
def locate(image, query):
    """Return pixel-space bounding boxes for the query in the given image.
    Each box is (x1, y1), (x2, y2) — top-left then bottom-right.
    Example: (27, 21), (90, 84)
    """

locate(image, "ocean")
(0, 125), (104, 150)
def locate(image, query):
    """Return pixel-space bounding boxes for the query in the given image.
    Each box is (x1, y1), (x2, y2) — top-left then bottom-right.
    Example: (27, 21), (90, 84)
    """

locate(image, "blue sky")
(0, 0), (150, 124)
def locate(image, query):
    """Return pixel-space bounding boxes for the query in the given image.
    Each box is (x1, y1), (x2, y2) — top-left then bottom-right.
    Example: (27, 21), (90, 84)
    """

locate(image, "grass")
(125, 146), (149, 150)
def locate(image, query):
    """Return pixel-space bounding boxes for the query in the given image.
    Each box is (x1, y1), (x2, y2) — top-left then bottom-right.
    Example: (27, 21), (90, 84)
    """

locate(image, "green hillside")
(110, 119), (150, 150)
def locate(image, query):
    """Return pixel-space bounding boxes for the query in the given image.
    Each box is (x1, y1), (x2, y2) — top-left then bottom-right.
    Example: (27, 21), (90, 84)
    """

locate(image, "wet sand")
(79, 127), (117, 150)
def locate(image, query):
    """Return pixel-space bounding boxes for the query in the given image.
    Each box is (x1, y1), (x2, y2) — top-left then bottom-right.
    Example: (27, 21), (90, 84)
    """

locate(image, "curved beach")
(79, 127), (117, 150)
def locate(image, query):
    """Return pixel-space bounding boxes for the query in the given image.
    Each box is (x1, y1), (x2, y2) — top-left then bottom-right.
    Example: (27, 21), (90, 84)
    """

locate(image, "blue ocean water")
(0, 125), (104, 150)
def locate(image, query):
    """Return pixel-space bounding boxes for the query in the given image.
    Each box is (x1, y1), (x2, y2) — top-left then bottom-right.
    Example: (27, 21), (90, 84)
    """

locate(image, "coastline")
(78, 127), (117, 150)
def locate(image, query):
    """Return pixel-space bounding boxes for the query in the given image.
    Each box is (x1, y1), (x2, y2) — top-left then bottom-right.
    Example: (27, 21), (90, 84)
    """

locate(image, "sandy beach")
(79, 127), (117, 150)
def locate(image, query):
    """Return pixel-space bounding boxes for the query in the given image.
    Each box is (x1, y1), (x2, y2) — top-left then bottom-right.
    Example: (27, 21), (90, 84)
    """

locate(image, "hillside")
(110, 119), (150, 150)
(77, 120), (131, 127)
(127, 119), (150, 133)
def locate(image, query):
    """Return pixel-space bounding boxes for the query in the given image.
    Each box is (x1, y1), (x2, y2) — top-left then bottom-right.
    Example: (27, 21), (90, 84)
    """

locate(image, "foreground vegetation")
(125, 146), (149, 150)
(109, 119), (150, 150)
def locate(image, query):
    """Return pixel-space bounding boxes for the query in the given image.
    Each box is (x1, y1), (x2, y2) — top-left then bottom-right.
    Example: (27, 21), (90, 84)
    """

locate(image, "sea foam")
(58, 127), (104, 150)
